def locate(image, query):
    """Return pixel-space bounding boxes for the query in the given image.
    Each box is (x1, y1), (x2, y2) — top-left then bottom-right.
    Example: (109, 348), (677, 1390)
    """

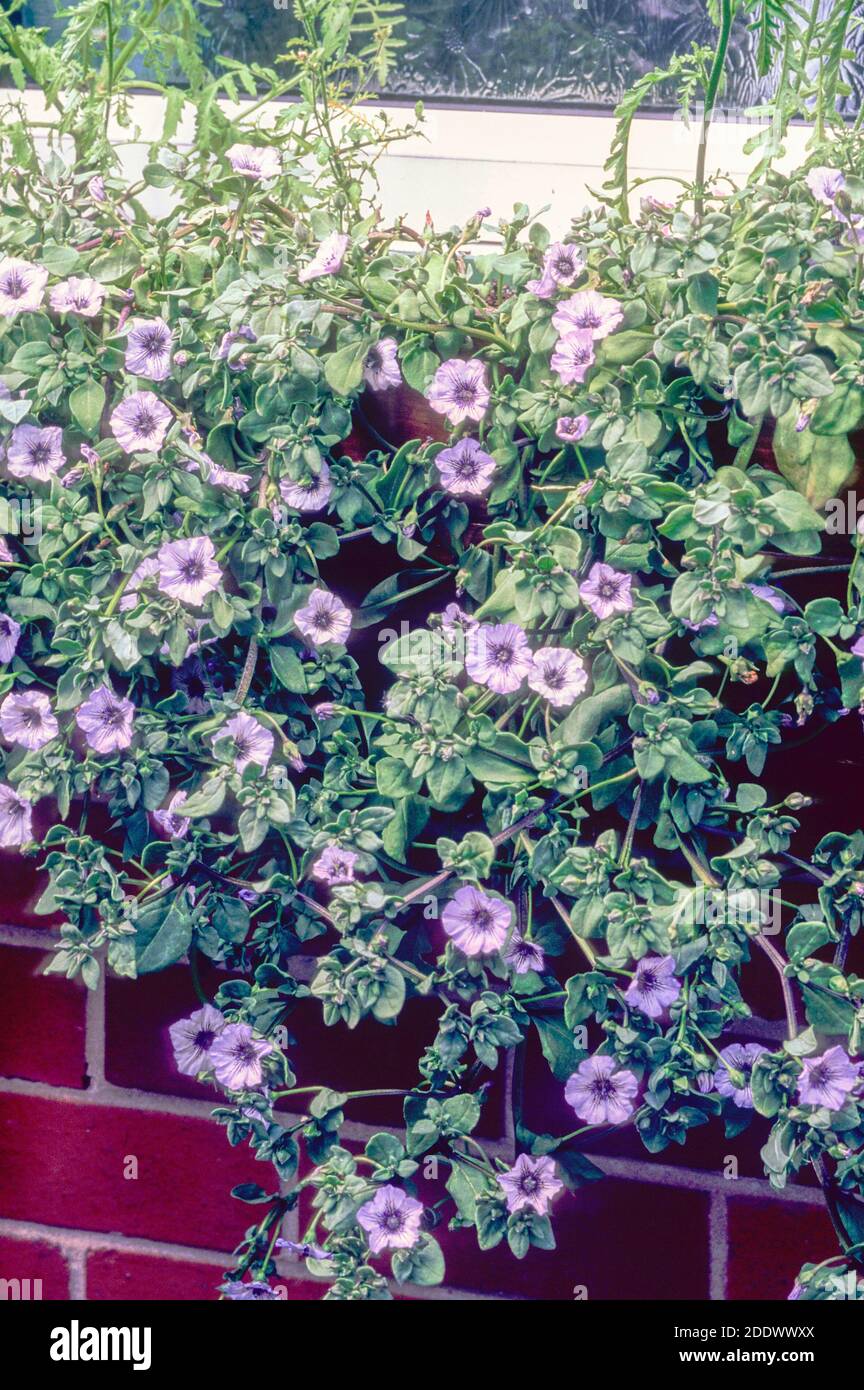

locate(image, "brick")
(726, 1197), (836, 1301)
(0, 1094), (266, 1251)
(434, 1177), (711, 1300)
(0, 945), (88, 1089)
(86, 1249), (328, 1301)
(0, 1234), (70, 1300)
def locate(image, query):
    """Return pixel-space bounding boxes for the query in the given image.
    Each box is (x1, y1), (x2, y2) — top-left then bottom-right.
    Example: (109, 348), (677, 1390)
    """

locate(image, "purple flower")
(748, 583), (786, 614)
(215, 325), (256, 365)
(280, 462), (333, 512)
(6, 424), (65, 481)
(49, 276), (106, 317)
(210, 1022), (273, 1091)
(311, 844), (359, 884)
(125, 318), (173, 381)
(0, 613), (21, 663)
(565, 1054), (639, 1126)
(201, 459), (251, 493)
(297, 232), (349, 284)
(169, 1003), (227, 1075)
(465, 622), (533, 695)
(527, 647), (588, 707)
(0, 689), (58, 750)
(313, 701), (337, 720)
(426, 358), (490, 426)
(552, 290), (624, 341)
(441, 885), (512, 957)
(118, 555), (160, 612)
(550, 330), (596, 385)
(220, 1280), (280, 1300)
(556, 414), (590, 443)
(852, 634), (864, 661)
(0, 784), (33, 847)
(440, 603), (478, 637)
(497, 1154), (563, 1214)
(215, 712), (274, 773)
(527, 241), (585, 299)
(88, 176), (106, 202)
(363, 338), (402, 391)
(714, 1042), (769, 1109)
(75, 685), (135, 754)
(624, 955), (682, 1019)
(157, 537), (222, 606)
(806, 167), (845, 207)
(503, 929), (545, 975)
(0, 257), (48, 317)
(579, 562), (633, 620)
(0, 539), (14, 563)
(797, 1047), (860, 1111)
(110, 391), (172, 453)
(226, 143), (281, 181)
(294, 588), (352, 647)
(276, 1238), (333, 1261)
(152, 791), (191, 840)
(435, 437), (496, 496)
(356, 1185), (424, 1254)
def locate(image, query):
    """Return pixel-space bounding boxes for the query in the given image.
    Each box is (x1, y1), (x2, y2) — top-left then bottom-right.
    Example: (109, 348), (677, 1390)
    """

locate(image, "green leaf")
(269, 644), (308, 692)
(135, 898), (193, 973)
(68, 379), (106, 435)
(324, 338), (372, 395)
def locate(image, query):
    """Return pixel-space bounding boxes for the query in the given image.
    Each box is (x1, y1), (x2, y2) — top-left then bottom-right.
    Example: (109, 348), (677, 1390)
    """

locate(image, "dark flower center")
(4, 273), (24, 299)
(30, 442), (51, 465)
(179, 558), (205, 581)
(135, 409), (155, 433)
(491, 644), (513, 666)
(383, 1209), (404, 1232)
(470, 907), (494, 930)
(140, 328), (168, 355)
(194, 1029), (215, 1051)
(520, 1173), (540, 1193)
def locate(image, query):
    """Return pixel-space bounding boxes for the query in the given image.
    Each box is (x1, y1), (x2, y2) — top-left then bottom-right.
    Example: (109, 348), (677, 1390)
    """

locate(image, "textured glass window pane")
(12, 0), (864, 111)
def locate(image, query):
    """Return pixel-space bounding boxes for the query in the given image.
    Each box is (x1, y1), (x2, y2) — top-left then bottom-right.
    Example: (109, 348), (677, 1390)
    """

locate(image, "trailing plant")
(2, 0), (864, 1301)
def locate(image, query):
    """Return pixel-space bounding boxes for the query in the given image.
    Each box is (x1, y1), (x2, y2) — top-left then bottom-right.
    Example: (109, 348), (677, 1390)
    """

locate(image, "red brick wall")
(0, 918), (837, 1301)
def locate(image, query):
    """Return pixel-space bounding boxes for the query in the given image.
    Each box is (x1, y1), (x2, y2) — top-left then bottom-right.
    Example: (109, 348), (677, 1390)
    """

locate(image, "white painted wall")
(4, 89), (816, 233)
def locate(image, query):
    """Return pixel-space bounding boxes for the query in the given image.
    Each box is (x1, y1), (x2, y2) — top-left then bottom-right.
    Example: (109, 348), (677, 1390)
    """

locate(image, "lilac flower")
(503, 929), (545, 975)
(441, 885), (512, 957)
(0, 257), (48, 317)
(152, 791), (191, 840)
(565, 1054), (639, 1125)
(215, 325), (256, 365)
(0, 613), (21, 663)
(356, 1185), (424, 1254)
(527, 242), (585, 298)
(797, 1047), (860, 1111)
(624, 955), (682, 1019)
(297, 232), (349, 284)
(714, 1042), (769, 1109)
(426, 358), (490, 426)
(125, 318), (173, 381)
(465, 622), (533, 694)
(552, 290), (624, 341)
(435, 437), (496, 496)
(852, 634), (864, 662)
(119, 555), (161, 612)
(215, 712), (274, 773)
(313, 702), (337, 720)
(0, 539), (14, 563)
(199, 458), (251, 493)
(226, 143), (281, 181)
(440, 603), (478, 637)
(0, 784), (33, 847)
(88, 175), (106, 202)
(556, 414), (590, 443)
(157, 537), (222, 606)
(748, 583), (786, 614)
(75, 685), (135, 754)
(220, 1280), (280, 1301)
(363, 338), (402, 391)
(169, 1003), (227, 1075)
(280, 461), (333, 511)
(0, 690), (58, 750)
(579, 562), (633, 619)
(806, 167), (845, 207)
(497, 1154), (563, 1215)
(795, 411), (811, 433)
(110, 392), (172, 453)
(550, 330), (596, 386)
(311, 844), (359, 884)
(6, 424), (65, 481)
(210, 1022), (273, 1091)
(527, 647), (588, 707)
(276, 1239), (333, 1261)
(49, 277), (106, 317)
(294, 589), (352, 647)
